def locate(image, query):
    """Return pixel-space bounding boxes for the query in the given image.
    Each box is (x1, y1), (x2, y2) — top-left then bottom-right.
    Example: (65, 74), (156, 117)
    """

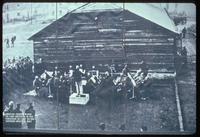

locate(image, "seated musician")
(79, 64), (86, 76)
(91, 65), (99, 78)
(129, 61), (149, 100)
(133, 61), (149, 86)
(52, 66), (60, 78)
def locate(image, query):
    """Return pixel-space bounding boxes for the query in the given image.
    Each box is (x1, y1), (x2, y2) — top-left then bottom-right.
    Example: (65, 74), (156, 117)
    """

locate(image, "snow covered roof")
(124, 3), (179, 33)
(73, 3), (123, 12)
(29, 3), (179, 40)
(74, 3), (178, 33)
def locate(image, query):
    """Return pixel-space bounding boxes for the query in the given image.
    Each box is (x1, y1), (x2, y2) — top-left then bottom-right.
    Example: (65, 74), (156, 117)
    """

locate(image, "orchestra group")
(3, 56), (151, 105)
(32, 61), (150, 102)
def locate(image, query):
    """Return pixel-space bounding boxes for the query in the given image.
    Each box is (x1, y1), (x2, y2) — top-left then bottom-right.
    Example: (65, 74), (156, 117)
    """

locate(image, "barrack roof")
(29, 3), (179, 40)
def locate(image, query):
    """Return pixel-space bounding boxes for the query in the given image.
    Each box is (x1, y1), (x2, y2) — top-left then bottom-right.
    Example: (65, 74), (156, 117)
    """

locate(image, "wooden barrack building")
(28, 3), (181, 73)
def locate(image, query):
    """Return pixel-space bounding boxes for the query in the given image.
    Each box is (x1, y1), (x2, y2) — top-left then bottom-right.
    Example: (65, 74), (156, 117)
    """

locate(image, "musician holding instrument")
(129, 61), (149, 100)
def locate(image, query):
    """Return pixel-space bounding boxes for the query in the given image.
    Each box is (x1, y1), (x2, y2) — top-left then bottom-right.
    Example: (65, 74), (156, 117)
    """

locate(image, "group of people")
(3, 56), (34, 94)
(3, 101), (36, 129)
(31, 60), (150, 102)
(4, 36), (16, 48)
(32, 64), (102, 103)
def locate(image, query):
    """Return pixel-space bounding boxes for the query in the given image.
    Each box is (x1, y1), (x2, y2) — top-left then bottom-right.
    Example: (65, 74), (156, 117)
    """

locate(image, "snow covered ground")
(3, 19), (52, 62)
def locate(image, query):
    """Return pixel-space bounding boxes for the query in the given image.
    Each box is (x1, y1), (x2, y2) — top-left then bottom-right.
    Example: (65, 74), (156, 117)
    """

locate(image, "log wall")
(33, 10), (177, 72)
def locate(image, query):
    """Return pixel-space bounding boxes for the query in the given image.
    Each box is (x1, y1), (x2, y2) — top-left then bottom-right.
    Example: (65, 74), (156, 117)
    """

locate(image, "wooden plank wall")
(33, 10), (177, 72)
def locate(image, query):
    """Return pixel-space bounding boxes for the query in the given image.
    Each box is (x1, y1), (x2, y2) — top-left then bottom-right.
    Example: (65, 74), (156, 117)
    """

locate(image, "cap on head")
(92, 66), (95, 69)
(80, 64), (82, 67)
(76, 65), (79, 69)
(35, 76), (39, 79)
(9, 101), (14, 107)
(105, 71), (109, 76)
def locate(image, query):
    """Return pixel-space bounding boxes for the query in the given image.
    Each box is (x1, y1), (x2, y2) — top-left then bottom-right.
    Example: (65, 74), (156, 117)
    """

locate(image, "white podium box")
(69, 93), (89, 105)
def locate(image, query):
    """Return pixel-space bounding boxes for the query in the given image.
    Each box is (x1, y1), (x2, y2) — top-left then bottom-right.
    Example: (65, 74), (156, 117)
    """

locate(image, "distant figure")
(5, 38), (10, 48)
(13, 104), (22, 128)
(11, 36), (16, 48)
(181, 46), (187, 67)
(25, 103), (36, 129)
(182, 27), (186, 38)
(35, 58), (45, 76)
(33, 76), (41, 96)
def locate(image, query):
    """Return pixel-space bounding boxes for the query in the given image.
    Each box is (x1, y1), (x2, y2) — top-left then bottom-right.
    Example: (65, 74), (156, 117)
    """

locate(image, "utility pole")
(122, 2), (127, 62)
(55, 2), (60, 130)
(31, 3), (32, 24)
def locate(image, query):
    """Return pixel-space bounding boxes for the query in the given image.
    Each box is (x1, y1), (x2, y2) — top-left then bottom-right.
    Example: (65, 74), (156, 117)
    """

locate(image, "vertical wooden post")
(174, 78), (184, 132)
(55, 2), (60, 130)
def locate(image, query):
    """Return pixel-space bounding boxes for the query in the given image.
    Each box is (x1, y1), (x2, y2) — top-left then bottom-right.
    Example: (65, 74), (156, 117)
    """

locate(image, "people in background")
(11, 36), (16, 48)
(52, 72), (60, 99)
(91, 65), (99, 78)
(181, 46), (187, 67)
(33, 76), (41, 96)
(52, 66), (60, 78)
(182, 27), (186, 38)
(79, 64), (86, 75)
(5, 38), (10, 48)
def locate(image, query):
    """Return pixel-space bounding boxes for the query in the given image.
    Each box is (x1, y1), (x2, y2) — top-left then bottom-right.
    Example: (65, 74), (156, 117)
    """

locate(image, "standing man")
(25, 103), (36, 129)
(13, 104), (23, 128)
(181, 46), (188, 67)
(73, 65), (82, 96)
(33, 76), (41, 96)
(53, 72), (60, 100)
(5, 38), (10, 48)
(11, 36), (16, 48)
(182, 27), (186, 38)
